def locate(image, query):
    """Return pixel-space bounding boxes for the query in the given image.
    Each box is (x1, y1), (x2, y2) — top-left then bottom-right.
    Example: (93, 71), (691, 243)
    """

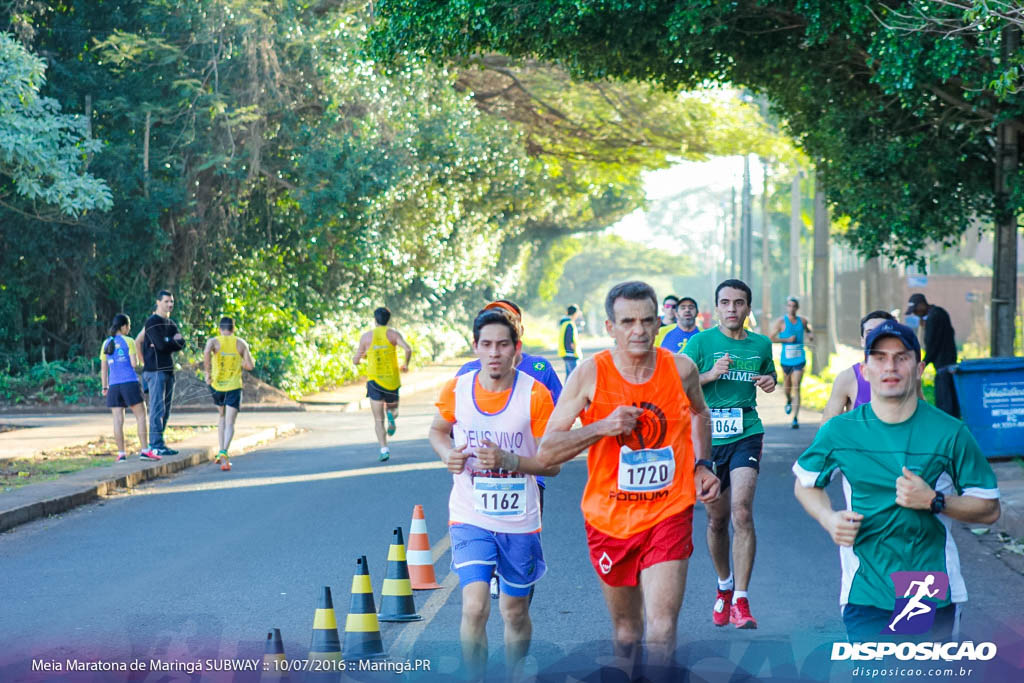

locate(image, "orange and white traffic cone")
(407, 504), (441, 590)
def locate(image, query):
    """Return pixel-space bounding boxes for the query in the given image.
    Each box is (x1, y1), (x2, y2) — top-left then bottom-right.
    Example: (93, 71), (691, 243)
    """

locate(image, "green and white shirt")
(682, 326), (775, 445)
(793, 400), (1000, 610)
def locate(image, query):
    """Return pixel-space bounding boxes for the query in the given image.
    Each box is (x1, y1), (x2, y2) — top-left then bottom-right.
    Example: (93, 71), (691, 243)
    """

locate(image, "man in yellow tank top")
(353, 307), (412, 462)
(203, 317), (255, 471)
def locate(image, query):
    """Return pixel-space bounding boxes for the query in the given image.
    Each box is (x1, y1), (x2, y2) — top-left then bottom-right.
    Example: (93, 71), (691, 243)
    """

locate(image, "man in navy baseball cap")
(864, 320), (921, 360)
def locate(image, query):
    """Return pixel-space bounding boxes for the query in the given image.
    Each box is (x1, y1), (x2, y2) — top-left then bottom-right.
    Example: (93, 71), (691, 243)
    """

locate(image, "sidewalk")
(0, 422), (295, 534)
(0, 353), (481, 534)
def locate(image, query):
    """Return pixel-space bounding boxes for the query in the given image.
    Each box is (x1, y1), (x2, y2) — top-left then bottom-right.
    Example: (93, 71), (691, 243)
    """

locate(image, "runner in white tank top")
(428, 309), (559, 679)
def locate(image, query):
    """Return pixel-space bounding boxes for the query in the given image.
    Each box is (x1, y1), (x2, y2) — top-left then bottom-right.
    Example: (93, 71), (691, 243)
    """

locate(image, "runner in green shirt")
(793, 321), (1000, 642)
(682, 278), (776, 629)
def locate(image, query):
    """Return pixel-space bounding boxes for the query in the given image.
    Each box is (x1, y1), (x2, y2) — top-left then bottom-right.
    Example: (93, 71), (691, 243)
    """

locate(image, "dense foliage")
(0, 1), (798, 394)
(370, 0), (1024, 265)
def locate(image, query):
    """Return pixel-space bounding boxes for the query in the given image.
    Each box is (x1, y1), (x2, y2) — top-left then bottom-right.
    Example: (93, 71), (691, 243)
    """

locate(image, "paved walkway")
(3, 348), (1022, 564)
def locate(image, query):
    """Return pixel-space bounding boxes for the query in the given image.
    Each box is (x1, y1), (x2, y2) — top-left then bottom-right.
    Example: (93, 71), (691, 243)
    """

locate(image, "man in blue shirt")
(658, 296), (701, 353)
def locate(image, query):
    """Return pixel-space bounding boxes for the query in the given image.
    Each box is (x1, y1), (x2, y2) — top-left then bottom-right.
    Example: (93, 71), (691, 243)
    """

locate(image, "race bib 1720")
(618, 446), (675, 492)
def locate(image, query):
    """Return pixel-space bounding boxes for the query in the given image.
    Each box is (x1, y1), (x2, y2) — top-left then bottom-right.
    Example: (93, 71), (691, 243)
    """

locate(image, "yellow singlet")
(211, 334), (243, 391)
(366, 326), (400, 391)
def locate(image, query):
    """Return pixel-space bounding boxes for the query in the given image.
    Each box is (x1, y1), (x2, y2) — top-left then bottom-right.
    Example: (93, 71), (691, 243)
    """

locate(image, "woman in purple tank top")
(820, 311), (897, 421)
(851, 363), (872, 408)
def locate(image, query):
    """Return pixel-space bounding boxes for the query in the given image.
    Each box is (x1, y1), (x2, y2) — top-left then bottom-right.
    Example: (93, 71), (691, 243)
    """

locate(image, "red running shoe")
(730, 597), (758, 629)
(713, 589), (733, 627)
(220, 460), (231, 471)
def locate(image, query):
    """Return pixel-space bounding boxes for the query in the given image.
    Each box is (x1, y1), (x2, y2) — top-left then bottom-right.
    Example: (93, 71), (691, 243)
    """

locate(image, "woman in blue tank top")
(100, 314), (154, 461)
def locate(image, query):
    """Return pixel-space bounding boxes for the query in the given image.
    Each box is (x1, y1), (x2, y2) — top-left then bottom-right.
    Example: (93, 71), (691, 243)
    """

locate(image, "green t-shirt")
(793, 400), (1000, 611)
(682, 326), (775, 445)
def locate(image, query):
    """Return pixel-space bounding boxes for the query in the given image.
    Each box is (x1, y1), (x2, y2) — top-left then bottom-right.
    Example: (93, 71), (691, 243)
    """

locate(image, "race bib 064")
(711, 408), (743, 438)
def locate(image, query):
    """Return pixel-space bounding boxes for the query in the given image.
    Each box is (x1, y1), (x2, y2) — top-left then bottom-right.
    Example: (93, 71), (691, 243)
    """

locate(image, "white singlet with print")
(449, 370), (542, 533)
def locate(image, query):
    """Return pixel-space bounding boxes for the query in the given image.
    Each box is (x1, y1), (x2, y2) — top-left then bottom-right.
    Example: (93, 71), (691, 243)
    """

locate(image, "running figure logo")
(885, 571), (949, 635)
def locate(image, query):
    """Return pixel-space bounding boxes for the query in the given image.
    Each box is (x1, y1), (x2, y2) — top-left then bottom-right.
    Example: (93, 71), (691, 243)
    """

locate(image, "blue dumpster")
(951, 357), (1024, 459)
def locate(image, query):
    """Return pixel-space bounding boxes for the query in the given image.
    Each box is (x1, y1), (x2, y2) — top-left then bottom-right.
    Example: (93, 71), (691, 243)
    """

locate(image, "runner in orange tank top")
(536, 281), (719, 679)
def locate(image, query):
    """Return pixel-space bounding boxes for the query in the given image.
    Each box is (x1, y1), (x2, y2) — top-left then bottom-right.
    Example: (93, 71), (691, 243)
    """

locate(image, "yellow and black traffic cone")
(342, 555), (386, 659)
(378, 526), (422, 622)
(259, 628), (288, 682)
(308, 586), (342, 664)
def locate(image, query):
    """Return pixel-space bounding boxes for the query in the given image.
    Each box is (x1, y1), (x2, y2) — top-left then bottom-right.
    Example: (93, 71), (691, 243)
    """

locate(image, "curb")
(0, 423), (295, 535)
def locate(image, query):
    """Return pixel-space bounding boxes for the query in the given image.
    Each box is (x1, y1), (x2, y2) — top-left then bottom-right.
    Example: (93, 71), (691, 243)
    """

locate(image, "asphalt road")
(1, 386), (1022, 682)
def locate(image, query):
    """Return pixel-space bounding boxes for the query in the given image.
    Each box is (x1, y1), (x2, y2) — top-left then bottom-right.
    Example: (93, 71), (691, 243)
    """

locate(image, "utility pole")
(789, 169), (802, 299)
(812, 168), (833, 375)
(992, 25), (1021, 356)
(761, 159), (771, 333)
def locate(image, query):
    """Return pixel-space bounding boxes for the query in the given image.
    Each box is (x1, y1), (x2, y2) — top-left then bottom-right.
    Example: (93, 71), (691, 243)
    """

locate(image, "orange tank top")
(580, 347), (696, 538)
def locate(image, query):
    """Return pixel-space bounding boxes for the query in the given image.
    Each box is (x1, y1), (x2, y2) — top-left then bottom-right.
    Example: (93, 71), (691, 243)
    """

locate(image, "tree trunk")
(741, 154), (753, 283)
(143, 110), (151, 199)
(992, 26), (1021, 357)
(864, 256), (881, 313)
(789, 169), (802, 299)
(812, 169), (832, 374)
(730, 186), (739, 278)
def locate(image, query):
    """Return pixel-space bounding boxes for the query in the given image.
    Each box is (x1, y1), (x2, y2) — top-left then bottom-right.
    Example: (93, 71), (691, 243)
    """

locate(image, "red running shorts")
(584, 507), (694, 587)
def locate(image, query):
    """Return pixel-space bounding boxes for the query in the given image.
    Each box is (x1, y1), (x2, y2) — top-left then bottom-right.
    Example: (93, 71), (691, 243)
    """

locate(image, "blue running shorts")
(449, 523), (546, 597)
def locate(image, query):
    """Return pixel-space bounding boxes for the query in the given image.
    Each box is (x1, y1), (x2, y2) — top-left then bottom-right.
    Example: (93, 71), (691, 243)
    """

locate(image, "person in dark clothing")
(136, 290), (185, 454)
(906, 293), (958, 416)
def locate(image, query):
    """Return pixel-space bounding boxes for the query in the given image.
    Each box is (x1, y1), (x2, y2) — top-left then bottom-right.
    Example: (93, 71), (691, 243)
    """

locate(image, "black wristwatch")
(695, 459), (715, 475)
(930, 490), (946, 514)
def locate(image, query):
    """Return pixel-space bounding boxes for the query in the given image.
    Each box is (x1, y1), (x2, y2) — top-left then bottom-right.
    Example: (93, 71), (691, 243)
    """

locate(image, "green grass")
(0, 425), (211, 492)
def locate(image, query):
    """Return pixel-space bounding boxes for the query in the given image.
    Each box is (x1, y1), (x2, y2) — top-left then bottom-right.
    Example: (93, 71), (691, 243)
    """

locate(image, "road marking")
(391, 533), (457, 660)
(132, 460), (450, 496)
(132, 454), (588, 496)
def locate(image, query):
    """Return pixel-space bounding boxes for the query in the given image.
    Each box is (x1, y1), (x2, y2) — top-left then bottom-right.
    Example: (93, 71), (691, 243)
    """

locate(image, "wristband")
(695, 458), (715, 475)
(930, 490), (946, 514)
(501, 451), (520, 472)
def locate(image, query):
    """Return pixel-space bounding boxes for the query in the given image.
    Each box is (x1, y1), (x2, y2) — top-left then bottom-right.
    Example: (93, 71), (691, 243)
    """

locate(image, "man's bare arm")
(134, 330), (146, 368)
(238, 338), (256, 371)
(768, 318), (791, 344)
(895, 467), (1001, 525)
(428, 413), (470, 474)
(676, 354), (719, 502)
(821, 367), (855, 422)
(389, 329), (413, 371)
(676, 355), (711, 463)
(793, 480), (863, 547)
(351, 332), (370, 365)
(202, 338), (216, 384)
(537, 359), (643, 468)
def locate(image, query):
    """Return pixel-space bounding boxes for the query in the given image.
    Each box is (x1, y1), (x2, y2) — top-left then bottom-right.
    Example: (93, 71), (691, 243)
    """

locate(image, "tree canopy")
(0, 0), (796, 391)
(370, 0), (1024, 265)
